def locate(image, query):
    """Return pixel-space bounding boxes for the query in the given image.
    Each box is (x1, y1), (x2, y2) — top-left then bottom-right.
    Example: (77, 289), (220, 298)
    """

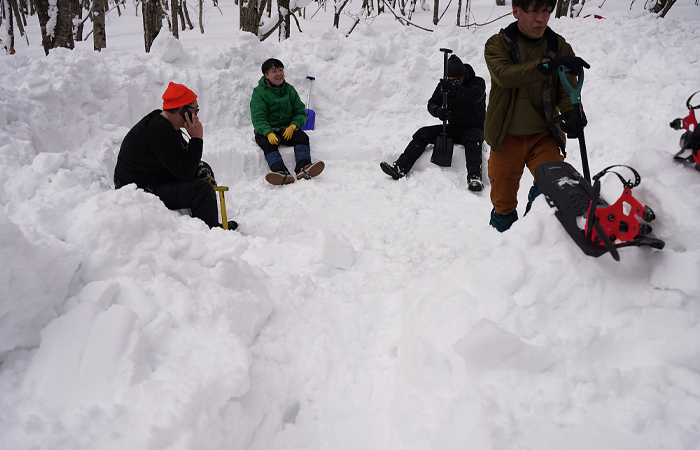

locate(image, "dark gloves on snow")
(537, 55), (590, 76)
(558, 109), (588, 139)
(196, 160), (217, 186)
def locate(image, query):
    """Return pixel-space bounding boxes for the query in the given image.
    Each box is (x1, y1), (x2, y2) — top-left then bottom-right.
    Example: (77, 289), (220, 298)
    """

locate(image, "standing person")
(484, 0), (589, 231)
(114, 82), (237, 230)
(380, 54), (487, 191)
(251, 58), (324, 185)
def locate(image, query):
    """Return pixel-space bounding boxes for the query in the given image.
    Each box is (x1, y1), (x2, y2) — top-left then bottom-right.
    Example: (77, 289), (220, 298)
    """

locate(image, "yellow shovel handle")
(213, 186), (229, 229)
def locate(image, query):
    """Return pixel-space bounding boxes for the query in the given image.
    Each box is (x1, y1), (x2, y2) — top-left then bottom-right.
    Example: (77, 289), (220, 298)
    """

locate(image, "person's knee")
(293, 130), (310, 146)
(413, 127), (433, 143)
(464, 141), (482, 153)
(192, 178), (215, 202)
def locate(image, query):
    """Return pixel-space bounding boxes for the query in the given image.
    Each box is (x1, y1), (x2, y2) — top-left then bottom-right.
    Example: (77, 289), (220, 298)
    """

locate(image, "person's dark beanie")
(447, 55), (467, 77)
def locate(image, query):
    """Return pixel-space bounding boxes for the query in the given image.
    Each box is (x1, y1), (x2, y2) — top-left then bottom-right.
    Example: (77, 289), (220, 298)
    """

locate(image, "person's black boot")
(380, 161), (405, 180)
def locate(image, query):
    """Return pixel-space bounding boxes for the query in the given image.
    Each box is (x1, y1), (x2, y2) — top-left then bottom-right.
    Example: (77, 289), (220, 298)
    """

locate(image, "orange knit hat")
(162, 82), (197, 110)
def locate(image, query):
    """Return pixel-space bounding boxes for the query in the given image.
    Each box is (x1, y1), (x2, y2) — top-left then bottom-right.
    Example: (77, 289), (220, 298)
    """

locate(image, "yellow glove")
(283, 124), (297, 140)
(266, 132), (279, 146)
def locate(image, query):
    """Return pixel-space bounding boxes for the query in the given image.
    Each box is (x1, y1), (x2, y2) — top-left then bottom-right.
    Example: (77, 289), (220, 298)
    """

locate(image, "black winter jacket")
(427, 69), (486, 131)
(114, 110), (203, 189)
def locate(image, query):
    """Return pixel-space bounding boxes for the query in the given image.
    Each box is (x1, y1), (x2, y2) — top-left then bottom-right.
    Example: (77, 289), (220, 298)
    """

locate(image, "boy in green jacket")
(250, 58), (324, 185)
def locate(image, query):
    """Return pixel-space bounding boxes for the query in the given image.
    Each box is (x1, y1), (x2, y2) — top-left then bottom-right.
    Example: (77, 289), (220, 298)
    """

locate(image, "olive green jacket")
(484, 23), (578, 153)
(250, 77), (308, 136)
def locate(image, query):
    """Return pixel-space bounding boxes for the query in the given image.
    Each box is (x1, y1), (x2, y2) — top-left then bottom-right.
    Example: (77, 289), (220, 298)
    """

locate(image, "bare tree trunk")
(142, 0), (162, 52)
(432, 0), (438, 24)
(555, 0), (570, 18)
(36, 0), (75, 55)
(279, 0), (290, 39)
(456, 0), (462, 25)
(180, 0), (193, 30)
(9, 0), (27, 39)
(92, 0), (106, 51)
(161, 0), (172, 31)
(240, 0), (259, 34)
(333, 0), (349, 28)
(170, 0), (178, 37)
(649, 0), (677, 16)
(5, 0), (16, 54)
(73, 0), (84, 41)
(198, 0), (204, 32)
(407, 0), (417, 19)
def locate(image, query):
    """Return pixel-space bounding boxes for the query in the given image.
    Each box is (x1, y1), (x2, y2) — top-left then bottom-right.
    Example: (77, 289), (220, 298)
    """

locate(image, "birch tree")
(36, 0), (75, 55)
(142, 0), (161, 52)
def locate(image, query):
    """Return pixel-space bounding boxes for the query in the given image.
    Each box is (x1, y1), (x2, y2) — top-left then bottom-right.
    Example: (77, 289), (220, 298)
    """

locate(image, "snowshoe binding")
(297, 161), (325, 180)
(265, 170), (296, 186)
(535, 161), (664, 261)
(670, 91), (700, 170)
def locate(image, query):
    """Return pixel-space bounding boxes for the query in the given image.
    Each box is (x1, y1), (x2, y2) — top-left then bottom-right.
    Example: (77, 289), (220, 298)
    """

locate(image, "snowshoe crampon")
(535, 161), (664, 261)
(670, 90), (700, 167)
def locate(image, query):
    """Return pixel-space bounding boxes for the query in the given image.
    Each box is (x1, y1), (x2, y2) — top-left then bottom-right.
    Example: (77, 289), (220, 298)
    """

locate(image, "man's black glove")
(558, 109), (588, 139)
(436, 107), (451, 122)
(537, 55), (590, 76)
(439, 79), (458, 95)
(196, 160), (217, 186)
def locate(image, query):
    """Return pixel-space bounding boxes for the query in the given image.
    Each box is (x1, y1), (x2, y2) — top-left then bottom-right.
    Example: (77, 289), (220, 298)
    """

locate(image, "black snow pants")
(396, 124), (483, 176)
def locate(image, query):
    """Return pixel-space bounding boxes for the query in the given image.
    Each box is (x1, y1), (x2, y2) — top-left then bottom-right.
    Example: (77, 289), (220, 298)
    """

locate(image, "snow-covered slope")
(1, 4), (700, 449)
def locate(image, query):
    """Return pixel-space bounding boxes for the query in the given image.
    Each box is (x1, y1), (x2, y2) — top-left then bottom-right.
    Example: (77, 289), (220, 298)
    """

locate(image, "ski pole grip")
(306, 76), (315, 81)
(558, 65), (584, 105)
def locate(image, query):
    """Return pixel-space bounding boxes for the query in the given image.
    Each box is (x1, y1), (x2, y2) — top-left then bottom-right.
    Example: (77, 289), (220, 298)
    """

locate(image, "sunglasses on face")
(448, 78), (460, 84)
(186, 106), (200, 115)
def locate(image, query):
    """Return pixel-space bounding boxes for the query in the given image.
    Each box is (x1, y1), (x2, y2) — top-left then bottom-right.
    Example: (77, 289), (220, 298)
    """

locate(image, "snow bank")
(1, 5), (700, 450)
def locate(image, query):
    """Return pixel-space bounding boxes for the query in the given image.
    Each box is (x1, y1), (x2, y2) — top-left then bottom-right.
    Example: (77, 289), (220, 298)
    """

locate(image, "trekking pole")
(558, 65), (590, 183)
(213, 186), (229, 229)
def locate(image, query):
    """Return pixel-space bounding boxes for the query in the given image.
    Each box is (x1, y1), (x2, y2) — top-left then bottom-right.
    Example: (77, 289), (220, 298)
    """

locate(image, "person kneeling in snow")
(250, 58), (324, 185)
(380, 54), (487, 192)
(114, 82), (237, 230)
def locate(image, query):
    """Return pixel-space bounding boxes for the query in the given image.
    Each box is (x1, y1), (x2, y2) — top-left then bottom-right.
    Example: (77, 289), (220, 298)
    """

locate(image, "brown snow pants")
(488, 131), (563, 216)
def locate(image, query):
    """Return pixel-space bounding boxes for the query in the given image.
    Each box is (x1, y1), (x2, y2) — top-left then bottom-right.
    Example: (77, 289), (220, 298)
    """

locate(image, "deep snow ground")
(1, 2), (700, 449)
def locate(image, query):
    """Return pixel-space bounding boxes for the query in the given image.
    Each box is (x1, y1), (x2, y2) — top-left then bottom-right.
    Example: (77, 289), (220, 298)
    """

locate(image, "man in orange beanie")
(114, 82), (237, 230)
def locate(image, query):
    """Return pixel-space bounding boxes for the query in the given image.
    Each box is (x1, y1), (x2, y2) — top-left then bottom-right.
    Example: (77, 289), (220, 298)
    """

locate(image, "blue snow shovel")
(301, 76), (316, 131)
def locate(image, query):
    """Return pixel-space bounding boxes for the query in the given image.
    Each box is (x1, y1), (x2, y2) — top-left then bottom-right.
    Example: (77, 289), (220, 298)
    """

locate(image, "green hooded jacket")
(250, 77), (308, 136)
(484, 23), (579, 153)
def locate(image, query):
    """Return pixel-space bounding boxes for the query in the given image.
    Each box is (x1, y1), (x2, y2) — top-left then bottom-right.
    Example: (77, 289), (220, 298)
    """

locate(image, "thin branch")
(458, 11), (510, 27)
(437, 0), (454, 23)
(380, 0), (433, 31)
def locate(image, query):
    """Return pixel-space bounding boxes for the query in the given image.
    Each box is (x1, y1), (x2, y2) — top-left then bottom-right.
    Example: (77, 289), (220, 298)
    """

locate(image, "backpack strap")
(542, 27), (565, 152)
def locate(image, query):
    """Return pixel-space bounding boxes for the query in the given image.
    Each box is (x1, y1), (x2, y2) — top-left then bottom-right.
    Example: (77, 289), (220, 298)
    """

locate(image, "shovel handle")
(305, 76), (314, 108)
(558, 65), (584, 105)
(214, 186), (229, 229)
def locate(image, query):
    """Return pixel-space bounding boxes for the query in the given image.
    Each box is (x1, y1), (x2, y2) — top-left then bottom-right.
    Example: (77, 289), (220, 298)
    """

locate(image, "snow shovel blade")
(301, 108), (315, 131)
(431, 134), (453, 167)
